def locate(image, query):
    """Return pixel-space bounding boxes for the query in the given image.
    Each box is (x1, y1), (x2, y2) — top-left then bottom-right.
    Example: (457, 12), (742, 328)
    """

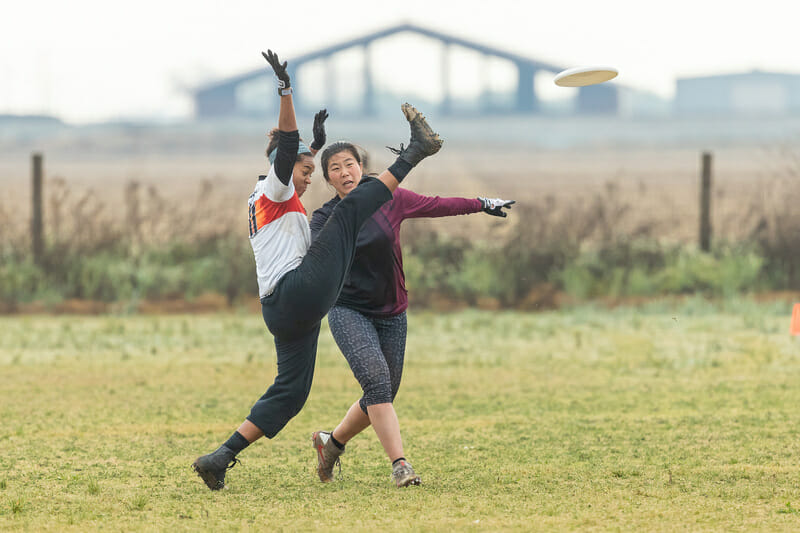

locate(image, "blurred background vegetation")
(1, 142), (798, 313)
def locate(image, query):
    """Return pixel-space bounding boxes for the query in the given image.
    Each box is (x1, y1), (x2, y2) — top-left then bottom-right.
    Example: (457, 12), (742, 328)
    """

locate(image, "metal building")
(675, 70), (800, 116)
(192, 23), (619, 119)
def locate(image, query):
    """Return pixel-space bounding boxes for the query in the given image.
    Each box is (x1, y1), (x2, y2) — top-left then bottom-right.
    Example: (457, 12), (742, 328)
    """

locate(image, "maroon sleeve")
(394, 188), (482, 221)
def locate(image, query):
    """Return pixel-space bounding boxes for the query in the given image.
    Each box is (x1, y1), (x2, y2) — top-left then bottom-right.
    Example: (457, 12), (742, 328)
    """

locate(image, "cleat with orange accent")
(391, 459), (421, 488)
(311, 431), (344, 482)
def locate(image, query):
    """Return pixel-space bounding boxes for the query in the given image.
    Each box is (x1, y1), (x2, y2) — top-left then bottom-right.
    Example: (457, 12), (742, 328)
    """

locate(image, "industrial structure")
(675, 70), (800, 116)
(192, 23), (619, 119)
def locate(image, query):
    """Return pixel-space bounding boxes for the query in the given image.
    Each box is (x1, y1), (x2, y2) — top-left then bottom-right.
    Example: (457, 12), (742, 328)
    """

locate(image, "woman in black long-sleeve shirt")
(308, 142), (514, 487)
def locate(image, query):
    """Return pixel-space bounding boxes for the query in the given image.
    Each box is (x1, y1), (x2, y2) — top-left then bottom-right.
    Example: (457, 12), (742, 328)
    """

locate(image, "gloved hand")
(478, 197), (515, 217)
(262, 49), (291, 96)
(311, 109), (329, 150)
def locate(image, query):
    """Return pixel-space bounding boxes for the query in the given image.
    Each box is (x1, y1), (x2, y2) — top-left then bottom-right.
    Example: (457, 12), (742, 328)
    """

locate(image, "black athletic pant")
(248, 177), (393, 438)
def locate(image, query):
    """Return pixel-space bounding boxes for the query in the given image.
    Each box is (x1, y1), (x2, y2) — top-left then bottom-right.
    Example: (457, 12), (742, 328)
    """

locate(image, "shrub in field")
(447, 245), (505, 304)
(1, 175), (797, 311)
(0, 177), (258, 307)
(557, 242), (765, 299)
(0, 253), (45, 306)
(692, 246), (759, 295)
(402, 232), (470, 306)
(0, 231), (257, 307)
(155, 238), (257, 303)
(748, 171), (800, 290)
(556, 240), (667, 299)
(403, 200), (587, 307)
(64, 252), (139, 301)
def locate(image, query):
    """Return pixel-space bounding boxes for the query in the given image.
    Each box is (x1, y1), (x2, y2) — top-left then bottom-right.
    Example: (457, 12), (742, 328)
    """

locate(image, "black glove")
(478, 197), (515, 218)
(310, 109), (329, 150)
(262, 49), (291, 96)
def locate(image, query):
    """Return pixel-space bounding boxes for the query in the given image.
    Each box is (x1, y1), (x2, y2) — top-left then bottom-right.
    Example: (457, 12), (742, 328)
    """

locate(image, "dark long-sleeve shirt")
(310, 187), (482, 317)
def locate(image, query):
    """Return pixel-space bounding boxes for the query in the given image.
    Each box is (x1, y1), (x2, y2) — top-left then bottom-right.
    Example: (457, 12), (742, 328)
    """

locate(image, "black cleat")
(387, 103), (443, 167)
(192, 446), (240, 491)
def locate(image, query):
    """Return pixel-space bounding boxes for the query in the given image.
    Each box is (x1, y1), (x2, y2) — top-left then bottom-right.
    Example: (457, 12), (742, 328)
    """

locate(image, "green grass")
(1, 301), (799, 531)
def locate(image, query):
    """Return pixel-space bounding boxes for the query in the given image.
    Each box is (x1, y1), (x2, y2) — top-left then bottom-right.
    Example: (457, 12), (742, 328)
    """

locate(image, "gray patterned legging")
(327, 306), (407, 414)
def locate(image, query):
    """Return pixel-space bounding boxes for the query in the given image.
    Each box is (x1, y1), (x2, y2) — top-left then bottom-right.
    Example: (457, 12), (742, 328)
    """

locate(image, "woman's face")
(325, 150), (363, 199)
(292, 154), (315, 198)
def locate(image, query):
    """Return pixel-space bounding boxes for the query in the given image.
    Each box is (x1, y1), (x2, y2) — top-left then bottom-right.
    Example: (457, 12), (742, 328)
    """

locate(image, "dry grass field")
(1, 117), (796, 248)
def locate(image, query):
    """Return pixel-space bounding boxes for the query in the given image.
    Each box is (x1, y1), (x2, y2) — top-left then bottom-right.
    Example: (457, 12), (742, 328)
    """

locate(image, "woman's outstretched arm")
(263, 49), (298, 186)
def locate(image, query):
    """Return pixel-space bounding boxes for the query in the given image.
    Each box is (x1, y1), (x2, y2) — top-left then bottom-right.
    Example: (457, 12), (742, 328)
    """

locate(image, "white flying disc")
(554, 66), (618, 87)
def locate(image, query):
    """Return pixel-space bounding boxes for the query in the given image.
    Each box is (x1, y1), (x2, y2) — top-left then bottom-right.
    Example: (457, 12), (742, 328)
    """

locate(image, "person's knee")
(363, 382), (393, 407)
(252, 382), (310, 421)
(284, 388), (311, 418)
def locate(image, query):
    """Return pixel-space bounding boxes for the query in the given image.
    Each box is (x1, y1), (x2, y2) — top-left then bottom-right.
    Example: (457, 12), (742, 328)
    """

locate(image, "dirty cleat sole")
(401, 103), (443, 154)
(192, 459), (225, 491)
(192, 451), (239, 491)
(396, 474), (421, 487)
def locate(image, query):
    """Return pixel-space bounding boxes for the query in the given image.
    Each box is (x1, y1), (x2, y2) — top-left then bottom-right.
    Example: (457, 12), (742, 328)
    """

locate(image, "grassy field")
(1, 301), (799, 531)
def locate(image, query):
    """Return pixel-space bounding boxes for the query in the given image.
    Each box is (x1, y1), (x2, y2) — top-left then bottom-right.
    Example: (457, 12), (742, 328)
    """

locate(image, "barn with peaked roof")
(192, 23), (619, 119)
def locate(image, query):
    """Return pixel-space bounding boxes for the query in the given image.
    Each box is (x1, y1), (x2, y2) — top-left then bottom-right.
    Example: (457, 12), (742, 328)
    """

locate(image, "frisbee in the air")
(554, 66), (618, 87)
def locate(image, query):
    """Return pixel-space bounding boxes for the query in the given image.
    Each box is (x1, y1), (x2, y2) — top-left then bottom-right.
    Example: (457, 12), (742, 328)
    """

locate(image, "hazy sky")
(1, 0), (796, 123)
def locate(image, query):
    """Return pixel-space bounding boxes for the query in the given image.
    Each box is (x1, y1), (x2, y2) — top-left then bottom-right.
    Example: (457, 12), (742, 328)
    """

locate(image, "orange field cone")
(792, 304), (800, 336)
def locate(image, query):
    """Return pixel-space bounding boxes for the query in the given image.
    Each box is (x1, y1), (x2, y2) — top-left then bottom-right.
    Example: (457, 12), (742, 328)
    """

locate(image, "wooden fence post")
(31, 152), (44, 264)
(699, 151), (712, 252)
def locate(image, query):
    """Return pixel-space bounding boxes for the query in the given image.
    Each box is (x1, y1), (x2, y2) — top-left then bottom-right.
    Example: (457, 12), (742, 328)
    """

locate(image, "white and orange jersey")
(248, 164), (310, 298)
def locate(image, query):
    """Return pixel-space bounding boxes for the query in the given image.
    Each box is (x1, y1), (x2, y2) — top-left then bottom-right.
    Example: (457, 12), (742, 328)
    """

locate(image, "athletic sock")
(221, 431), (250, 456)
(330, 434), (345, 450)
(392, 457), (407, 466)
(387, 158), (413, 182)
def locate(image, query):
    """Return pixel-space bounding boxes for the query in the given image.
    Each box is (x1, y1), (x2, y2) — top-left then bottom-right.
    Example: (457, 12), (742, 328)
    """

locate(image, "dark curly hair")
(265, 128), (312, 162)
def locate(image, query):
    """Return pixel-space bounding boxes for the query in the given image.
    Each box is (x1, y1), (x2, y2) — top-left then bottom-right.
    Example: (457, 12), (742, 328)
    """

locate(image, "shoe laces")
(385, 143), (405, 156)
(392, 461), (413, 478)
(333, 456), (342, 479)
(325, 444), (343, 479)
(317, 432), (345, 480)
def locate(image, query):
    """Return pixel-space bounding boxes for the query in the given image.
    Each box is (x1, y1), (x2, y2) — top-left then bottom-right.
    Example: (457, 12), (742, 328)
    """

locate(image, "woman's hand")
(262, 50), (292, 95)
(311, 109), (329, 151)
(478, 197), (515, 218)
